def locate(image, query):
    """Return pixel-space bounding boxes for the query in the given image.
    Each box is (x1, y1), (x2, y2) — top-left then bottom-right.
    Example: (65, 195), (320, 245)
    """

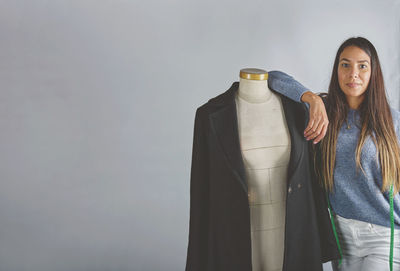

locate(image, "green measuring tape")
(390, 184), (394, 271)
(326, 192), (342, 266)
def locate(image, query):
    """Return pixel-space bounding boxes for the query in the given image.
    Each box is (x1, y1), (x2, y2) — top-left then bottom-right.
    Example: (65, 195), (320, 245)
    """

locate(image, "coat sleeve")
(185, 108), (210, 271)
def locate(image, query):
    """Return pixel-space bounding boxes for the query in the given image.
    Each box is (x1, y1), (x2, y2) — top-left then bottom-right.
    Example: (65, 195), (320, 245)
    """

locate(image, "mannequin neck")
(238, 78), (272, 103)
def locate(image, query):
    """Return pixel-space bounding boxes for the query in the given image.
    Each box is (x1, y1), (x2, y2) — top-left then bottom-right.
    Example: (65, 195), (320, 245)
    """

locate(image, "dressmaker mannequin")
(236, 68), (291, 271)
(186, 69), (339, 271)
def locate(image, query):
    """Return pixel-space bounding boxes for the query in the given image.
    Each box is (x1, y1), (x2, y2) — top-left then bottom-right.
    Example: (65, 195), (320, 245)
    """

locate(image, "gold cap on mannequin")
(239, 68), (268, 80)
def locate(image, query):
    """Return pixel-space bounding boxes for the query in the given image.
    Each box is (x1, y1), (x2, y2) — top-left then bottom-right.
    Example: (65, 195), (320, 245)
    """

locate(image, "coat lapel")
(208, 83), (307, 194)
(209, 83), (247, 193)
(279, 95), (307, 185)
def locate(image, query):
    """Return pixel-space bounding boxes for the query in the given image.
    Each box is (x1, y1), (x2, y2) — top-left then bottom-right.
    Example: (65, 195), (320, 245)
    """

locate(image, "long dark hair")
(317, 37), (400, 193)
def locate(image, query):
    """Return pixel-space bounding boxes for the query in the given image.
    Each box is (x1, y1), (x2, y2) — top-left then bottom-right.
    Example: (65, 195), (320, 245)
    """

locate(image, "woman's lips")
(347, 83), (360, 88)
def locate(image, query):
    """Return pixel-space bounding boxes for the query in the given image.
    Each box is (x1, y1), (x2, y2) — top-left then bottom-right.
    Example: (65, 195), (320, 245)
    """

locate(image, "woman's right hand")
(301, 91), (329, 144)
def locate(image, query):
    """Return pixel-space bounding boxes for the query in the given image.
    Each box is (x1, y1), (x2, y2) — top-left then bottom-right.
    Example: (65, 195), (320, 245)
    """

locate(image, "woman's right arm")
(268, 70), (309, 103)
(268, 70), (329, 144)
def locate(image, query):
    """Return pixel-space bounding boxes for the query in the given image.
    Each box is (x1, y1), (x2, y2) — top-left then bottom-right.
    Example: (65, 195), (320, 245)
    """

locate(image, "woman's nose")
(349, 68), (359, 79)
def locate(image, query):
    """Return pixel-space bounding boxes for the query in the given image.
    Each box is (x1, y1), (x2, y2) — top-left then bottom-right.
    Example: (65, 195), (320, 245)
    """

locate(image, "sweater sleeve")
(268, 70), (310, 103)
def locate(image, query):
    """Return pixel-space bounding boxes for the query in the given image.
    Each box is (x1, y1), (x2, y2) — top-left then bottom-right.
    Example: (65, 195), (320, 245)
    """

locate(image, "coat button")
(288, 186), (292, 193)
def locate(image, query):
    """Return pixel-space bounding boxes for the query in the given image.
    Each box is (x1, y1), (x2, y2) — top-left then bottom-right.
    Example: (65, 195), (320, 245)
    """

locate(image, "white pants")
(331, 215), (400, 271)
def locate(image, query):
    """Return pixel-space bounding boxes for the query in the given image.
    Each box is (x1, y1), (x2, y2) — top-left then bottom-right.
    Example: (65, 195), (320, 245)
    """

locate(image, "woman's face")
(337, 46), (371, 109)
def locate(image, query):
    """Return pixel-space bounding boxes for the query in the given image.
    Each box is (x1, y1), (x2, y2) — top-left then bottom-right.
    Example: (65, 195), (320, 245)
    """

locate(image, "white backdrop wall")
(0, 0), (399, 270)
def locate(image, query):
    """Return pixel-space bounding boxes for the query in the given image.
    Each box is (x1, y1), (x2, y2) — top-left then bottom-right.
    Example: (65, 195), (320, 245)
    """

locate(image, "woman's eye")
(341, 63), (349, 68)
(360, 64), (367, 69)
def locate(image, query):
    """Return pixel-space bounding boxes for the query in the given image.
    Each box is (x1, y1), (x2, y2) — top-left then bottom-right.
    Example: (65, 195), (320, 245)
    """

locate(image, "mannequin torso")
(235, 70), (291, 271)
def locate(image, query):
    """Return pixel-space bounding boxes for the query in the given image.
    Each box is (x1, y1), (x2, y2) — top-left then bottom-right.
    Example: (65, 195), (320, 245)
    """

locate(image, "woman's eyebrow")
(339, 58), (370, 64)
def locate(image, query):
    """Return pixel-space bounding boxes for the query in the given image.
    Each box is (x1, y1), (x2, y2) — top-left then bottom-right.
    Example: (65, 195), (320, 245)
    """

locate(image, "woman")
(268, 37), (400, 271)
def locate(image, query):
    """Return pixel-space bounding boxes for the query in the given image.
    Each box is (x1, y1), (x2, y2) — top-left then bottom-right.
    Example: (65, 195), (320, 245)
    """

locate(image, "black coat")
(185, 82), (340, 271)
